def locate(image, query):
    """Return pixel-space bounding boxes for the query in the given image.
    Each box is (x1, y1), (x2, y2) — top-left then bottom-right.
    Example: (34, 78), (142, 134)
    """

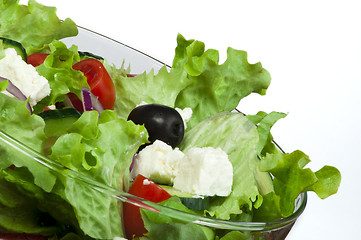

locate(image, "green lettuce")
(0, 0), (78, 54)
(259, 151), (341, 217)
(246, 111), (287, 156)
(33, 40), (88, 113)
(173, 34), (271, 129)
(110, 65), (192, 119)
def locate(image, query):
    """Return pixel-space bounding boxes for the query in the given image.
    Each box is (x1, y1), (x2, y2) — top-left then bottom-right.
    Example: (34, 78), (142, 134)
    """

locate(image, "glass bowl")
(0, 26), (307, 240)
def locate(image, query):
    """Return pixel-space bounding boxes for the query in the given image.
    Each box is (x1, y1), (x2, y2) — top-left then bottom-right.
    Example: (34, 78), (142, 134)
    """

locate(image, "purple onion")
(129, 153), (137, 172)
(81, 87), (104, 114)
(81, 87), (93, 111)
(0, 76), (32, 114)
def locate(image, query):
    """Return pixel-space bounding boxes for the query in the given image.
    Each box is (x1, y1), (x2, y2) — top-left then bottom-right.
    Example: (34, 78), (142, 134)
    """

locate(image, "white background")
(22, 0), (360, 239)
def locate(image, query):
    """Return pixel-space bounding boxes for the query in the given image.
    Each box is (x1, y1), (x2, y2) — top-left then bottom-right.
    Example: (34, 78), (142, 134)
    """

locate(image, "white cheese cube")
(130, 140), (184, 185)
(173, 147), (233, 197)
(0, 48), (51, 106)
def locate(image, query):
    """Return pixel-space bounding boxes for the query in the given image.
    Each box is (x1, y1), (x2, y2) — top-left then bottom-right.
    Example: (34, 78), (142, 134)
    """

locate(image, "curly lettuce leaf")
(246, 111), (287, 156)
(33, 40), (88, 113)
(179, 112), (261, 219)
(110, 65), (192, 119)
(259, 151), (341, 217)
(0, 0), (78, 54)
(174, 34), (271, 129)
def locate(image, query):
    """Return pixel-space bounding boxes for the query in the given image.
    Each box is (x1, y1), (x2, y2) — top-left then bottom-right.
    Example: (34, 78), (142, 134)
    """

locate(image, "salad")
(0, 1), (341, 240)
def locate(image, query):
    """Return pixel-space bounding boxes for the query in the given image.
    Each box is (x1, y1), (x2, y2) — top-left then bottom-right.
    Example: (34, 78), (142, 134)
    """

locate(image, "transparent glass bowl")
(0, 26), (307, 240)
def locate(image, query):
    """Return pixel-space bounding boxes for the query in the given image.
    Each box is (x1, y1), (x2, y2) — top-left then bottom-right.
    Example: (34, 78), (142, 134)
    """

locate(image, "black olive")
(128, 104), (184, 148)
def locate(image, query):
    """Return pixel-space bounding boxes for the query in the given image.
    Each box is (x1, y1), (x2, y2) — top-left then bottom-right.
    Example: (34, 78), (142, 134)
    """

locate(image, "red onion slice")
(81, 87), (104, 114)
(81, 87), (93, 111)
(0, 76), (32, 114)
(129, 153), (137, 172)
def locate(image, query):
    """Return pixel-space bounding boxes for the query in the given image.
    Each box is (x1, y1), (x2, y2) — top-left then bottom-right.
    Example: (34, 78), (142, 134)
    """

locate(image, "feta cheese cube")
(130, 140), (184, 185)
(173, 147), (233, 196)
(0, 48), (51, 106)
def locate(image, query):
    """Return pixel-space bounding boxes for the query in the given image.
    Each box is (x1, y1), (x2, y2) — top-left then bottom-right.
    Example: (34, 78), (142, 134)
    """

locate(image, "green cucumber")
(0, 37), (27, 62)
(78, 51), (104, 61)
(38, 108), (81, 137)
(160, 185), (210, 211)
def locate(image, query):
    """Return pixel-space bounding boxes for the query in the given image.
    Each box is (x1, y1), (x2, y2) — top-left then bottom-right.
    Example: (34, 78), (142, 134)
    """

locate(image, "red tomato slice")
(72, 59), (116, 110)
(124, 174), (171, 239)
(27, 53), (50, 67)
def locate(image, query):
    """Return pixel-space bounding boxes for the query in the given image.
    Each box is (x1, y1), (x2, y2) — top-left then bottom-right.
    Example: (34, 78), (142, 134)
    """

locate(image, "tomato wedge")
(124, 174), (171, 239)
(72, 59), (116, 109)
(27, 53), (50, 67)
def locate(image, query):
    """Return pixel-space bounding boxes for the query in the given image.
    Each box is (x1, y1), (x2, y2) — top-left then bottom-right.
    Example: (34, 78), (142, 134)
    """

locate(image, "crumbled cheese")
(0, 48), (51, 106)
(173, 147), (233, 196)
(175, 107), (193, 130)
(113, 237), (128, 240)
(48, 105), (56, 110)
(130, 140), (184, 185)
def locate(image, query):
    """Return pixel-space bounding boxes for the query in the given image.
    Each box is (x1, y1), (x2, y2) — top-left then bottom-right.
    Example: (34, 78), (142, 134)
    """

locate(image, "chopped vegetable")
(0, 76), (32, 113)
(73, 58), (116, 110)
(124, 174), (172, 239)
(128, 104), (185, 148)
(27, 53), (49, 67)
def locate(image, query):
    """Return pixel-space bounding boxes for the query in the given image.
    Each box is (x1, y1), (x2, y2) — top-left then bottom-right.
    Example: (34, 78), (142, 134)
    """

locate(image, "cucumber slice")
(78, 51), (104, 61)
(38, 108), (82, 155)
(0, 37), (27, 62)
(38, 108), (81, 137)
(160, 185), (210, 211)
